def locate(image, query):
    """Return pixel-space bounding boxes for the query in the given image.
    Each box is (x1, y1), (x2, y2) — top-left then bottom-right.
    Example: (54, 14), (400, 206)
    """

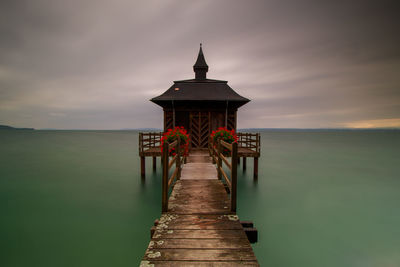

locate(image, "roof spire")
(193, 43), (208, 80)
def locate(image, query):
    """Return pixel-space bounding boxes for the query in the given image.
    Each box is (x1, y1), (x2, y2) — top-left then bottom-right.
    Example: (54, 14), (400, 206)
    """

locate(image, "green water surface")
(1, 130), (399, 266)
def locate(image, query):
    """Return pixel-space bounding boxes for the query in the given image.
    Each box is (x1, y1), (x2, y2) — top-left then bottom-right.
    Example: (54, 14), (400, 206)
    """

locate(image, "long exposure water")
(1, 130), (399, 266)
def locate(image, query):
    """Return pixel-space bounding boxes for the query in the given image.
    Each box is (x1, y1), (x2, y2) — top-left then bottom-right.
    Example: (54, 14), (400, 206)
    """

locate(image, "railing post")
(231, 142), (238, 212)
(211, 138), (216, 164)
(152, 157), (156, 170)
(139, 132), (146, 178)
(176, 138), (181, 180)
(162, 141), (169, 213)
(217, 138), (222, 180)
(139, 132), (142, 153)
(253, 157), (259, 180)
(208, 137), (213, 157)
(140, 156), (146, 178)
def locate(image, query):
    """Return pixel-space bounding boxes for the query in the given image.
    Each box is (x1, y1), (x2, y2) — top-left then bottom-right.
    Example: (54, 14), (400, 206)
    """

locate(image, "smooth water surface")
(1, 130), (399, 266)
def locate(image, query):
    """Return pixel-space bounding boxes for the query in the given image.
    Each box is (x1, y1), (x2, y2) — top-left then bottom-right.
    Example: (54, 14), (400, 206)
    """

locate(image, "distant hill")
(117, 128), (162, 131)
(0, 125), (34, 130)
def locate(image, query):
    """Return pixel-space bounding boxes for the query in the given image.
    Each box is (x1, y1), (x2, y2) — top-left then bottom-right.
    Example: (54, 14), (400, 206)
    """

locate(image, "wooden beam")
(231, 142), (238, 213)
(162, 142), (169, 213)
(217, 140), (222, 180)
(220, 140), (232, 151)
(168, 140), (178, 150)
(168, 167), (179, 187)
(168, 154), (178, 170)
(140, 156), (145, 178)
(218, 166), (231, 190)
(220, 153), (231, 170)
(254, 157), (258, 180)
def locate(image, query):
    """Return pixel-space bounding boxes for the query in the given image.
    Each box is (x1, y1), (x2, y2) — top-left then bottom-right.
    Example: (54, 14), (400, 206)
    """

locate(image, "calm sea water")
(1, 130), (399, 267)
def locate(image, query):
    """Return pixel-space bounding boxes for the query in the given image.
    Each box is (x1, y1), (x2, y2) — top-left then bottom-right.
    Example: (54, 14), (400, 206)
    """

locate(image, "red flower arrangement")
(210, 127), (238, 155)
(160, 126), (190, 156)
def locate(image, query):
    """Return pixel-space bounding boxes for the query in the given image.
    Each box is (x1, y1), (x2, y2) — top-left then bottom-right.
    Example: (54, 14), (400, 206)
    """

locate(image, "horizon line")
(34, 127), (400, 131)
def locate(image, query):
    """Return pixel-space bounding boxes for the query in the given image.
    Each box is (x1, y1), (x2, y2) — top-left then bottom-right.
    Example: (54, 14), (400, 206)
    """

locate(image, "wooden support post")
(243, 227), (258, 243)
(212, 144), (216, 164)
(254, 157), (258, 179)
(231, 142), (238, 213)
(140, 156), (145, 177)
(152, 157), (156, 171)
(217, 139), (222, 180)
(238, 157), (240, 165)
(162, 142), (169, 213)
(177, 138), (181, 180)
(150, 226), (156, 238)
(240, 221), (254, 228)
(243, 157), (247, 170)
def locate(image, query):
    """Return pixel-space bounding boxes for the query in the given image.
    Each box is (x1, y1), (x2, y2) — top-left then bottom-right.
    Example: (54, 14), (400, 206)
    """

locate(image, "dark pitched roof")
(151, 45), (250, 108)
(151, 79), (250, 107)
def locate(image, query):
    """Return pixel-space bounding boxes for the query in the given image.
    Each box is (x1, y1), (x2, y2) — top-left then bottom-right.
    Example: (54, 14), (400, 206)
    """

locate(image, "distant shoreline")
(0, 125), (34, 130)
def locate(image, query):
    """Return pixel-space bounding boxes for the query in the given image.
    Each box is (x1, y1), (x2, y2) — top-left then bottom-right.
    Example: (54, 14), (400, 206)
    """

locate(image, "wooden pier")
(140, 140), (259, 266)
(139, 132), (162, 176)
(139, 132), (260, 178)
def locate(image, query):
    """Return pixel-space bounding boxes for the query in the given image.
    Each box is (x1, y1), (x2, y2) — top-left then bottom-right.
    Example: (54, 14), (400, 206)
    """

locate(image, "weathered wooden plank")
(143, 248), (256, 261)
(140, 261), (259, 267)
(158, 214), (242, 230)
(147, 238), (251, 249)
(186, 155), (212, 163)
(180, 163), (217, 180)
(169, 199), (230, 213)
(172, 179), (223, 186)
(168, 180), (231, 214)
(237, 147), (259, 157)
(152, 229), (247, 239)
(169, 181), (228, 195)
(169, 207), (231, 215)
(169, 199), (230, 206)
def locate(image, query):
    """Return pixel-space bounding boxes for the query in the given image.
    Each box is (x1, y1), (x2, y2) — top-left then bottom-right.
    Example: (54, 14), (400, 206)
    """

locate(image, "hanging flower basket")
(210, 127), (238, 156)
(161, 127), (190, 156)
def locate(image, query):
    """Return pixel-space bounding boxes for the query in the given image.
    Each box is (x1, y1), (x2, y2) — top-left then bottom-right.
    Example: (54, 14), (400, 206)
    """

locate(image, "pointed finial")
(193, 43), (208, 80)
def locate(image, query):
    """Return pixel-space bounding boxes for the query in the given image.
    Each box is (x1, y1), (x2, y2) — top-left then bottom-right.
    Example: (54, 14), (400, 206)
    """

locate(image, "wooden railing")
(237, 132), (260, 154)
(162, 139), (183, 212)
(210, 139), (238, 212)
(139, 132), (162, 154)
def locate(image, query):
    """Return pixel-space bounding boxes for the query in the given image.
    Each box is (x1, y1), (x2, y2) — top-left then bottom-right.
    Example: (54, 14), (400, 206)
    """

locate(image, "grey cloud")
(1, 0), (399, 129)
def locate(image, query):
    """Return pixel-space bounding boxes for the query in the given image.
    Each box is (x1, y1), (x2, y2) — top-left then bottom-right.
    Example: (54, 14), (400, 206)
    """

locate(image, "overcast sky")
(1, 0), (399, 129)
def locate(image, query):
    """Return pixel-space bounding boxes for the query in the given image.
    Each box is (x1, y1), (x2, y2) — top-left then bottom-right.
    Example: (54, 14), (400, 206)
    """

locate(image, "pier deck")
(139, 132), (261, 178)
(141, 149), (259, 266)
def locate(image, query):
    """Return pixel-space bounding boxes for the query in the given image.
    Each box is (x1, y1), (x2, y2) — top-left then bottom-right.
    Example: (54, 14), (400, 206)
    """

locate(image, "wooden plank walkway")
(140, 150), (259, 266)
